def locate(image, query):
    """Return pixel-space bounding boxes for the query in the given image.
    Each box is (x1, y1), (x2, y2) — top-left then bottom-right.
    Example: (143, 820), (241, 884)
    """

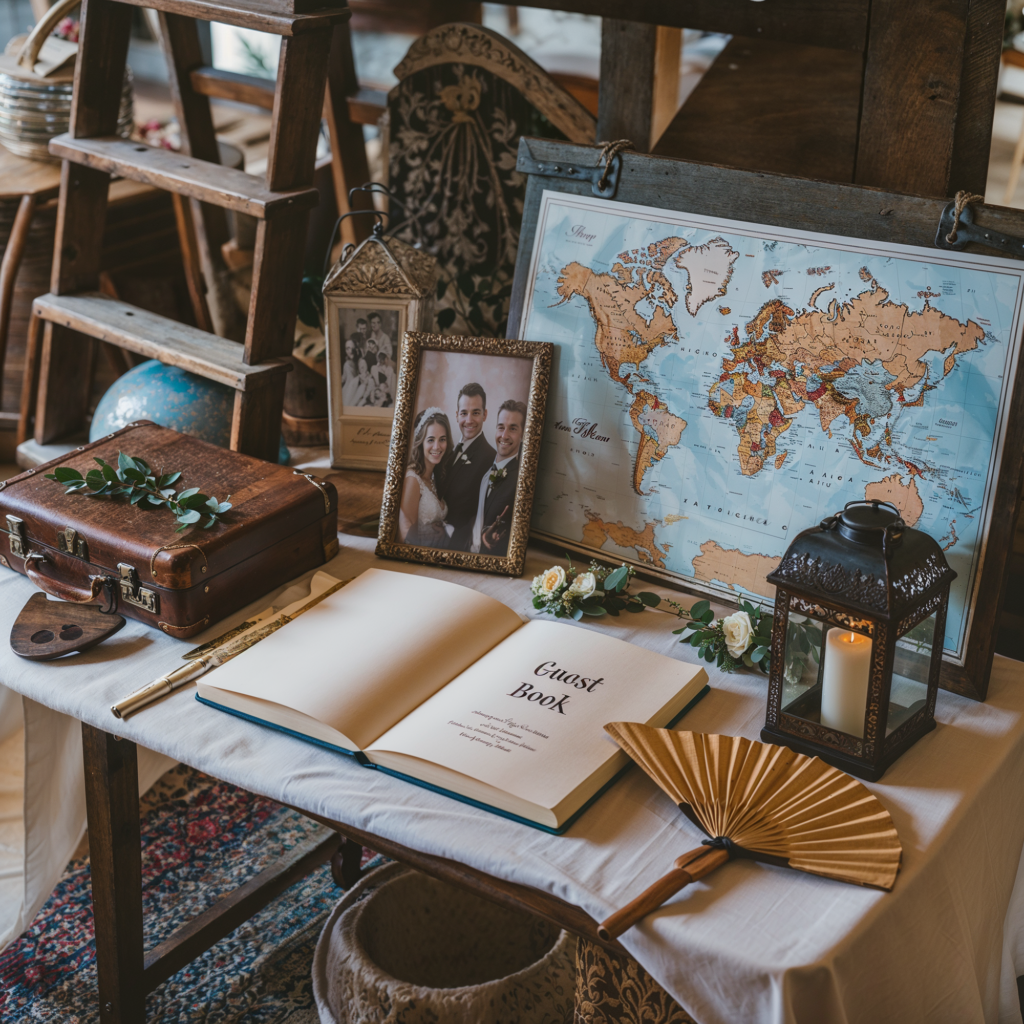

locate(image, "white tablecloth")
(2, 532), (1024, 1024)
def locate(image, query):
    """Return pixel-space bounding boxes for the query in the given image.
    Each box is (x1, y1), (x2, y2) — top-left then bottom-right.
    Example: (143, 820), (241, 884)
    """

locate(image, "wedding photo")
(377, 335), (553, 576)
(337, 307), (401, 413)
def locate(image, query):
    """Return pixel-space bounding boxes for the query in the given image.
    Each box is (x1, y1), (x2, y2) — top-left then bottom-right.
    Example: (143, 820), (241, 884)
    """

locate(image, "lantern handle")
(321, 184), (409, 278)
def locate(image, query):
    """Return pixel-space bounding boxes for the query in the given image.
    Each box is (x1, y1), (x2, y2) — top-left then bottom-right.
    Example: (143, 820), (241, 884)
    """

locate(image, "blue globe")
(90, 360), (290, 463)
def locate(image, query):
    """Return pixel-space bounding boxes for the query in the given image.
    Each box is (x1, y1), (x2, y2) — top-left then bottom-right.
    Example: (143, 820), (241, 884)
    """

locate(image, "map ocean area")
(519, 192), (1024, 660)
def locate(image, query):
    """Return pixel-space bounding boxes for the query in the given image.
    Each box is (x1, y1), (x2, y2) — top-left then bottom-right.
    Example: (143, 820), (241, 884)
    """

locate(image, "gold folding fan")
(598, 725), (902, 940)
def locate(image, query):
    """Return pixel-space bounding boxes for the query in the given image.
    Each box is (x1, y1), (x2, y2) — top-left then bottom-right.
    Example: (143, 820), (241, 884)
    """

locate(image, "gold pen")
(111, 655), (217, 719)
(110, 575), (351, 720)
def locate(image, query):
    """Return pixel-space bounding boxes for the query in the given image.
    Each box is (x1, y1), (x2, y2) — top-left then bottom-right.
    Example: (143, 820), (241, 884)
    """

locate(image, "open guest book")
(196, 568), (710, 833)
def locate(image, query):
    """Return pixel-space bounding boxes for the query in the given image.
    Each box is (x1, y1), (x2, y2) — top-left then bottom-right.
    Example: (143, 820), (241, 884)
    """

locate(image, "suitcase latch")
(57, 526), (89, 561)
(6, 516), (26, 558)
(118, 562), (158, 613)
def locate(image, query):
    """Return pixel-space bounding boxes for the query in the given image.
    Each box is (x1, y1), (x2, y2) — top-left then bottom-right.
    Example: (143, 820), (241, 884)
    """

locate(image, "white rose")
(722, 610), (753, 658)
(536, 565), (566, 596)
(566, 571), (597, 599)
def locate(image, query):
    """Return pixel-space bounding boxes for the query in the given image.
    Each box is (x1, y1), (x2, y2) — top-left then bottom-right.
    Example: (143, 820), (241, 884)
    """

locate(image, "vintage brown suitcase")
(0, 421), (339, 638)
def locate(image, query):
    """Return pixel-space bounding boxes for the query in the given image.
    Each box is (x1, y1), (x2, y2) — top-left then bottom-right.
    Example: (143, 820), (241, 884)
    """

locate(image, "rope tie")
(702, 836), (739, 857)
(596, 139), (635, 191)
(945, 190), (984, 245)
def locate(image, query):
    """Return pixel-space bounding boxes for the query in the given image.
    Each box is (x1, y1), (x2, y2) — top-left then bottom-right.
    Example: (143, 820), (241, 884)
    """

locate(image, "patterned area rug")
(0, 763), (381, 1023)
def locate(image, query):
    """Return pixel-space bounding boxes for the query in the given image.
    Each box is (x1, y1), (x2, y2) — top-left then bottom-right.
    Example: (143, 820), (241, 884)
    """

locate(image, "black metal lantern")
(761, 500), (956, 781)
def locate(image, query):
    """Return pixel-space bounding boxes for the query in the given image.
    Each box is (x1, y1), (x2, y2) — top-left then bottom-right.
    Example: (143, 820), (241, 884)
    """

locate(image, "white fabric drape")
(0, 686), (174, 950)
(1, 534), (1023, 1024)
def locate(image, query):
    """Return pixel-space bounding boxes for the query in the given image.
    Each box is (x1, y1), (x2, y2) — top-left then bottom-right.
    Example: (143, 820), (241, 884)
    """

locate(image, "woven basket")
(312, 862), (574, 1024)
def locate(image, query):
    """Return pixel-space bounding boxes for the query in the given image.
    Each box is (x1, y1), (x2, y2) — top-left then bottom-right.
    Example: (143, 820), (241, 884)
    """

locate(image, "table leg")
(82, 723), (145, 1024)
(330, 837), (364, 888)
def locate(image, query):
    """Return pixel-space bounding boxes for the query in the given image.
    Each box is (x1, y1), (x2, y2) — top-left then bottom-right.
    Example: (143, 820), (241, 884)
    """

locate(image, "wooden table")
(48, 468), (620, 1023)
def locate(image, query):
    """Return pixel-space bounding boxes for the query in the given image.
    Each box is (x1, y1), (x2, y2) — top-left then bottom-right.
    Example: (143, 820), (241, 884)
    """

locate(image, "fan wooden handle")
(597, 845), (729, 941)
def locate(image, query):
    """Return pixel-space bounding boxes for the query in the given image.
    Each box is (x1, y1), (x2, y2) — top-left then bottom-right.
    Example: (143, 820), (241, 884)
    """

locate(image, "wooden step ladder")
(30, 0), (355, 463)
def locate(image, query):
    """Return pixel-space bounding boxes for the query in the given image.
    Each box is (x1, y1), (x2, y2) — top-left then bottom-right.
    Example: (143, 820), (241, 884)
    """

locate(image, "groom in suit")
(473, 400), (526, 557)
(442, 383), (496, 550)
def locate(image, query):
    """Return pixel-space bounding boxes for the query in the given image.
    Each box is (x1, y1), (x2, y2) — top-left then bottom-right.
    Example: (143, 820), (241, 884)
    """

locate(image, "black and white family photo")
(339, 308), (400, 411)
(397, 350), (535, 559)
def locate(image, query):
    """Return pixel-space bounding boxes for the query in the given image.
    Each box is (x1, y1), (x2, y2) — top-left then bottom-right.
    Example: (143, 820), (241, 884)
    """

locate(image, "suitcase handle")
(24, 554), (118, 612)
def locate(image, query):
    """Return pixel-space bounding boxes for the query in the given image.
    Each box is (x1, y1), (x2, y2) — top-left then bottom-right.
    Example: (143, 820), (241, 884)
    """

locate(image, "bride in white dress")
(399, 407), (452, 547)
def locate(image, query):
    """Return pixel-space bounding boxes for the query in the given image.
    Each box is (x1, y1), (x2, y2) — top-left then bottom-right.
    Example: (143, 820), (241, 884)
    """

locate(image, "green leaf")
(158, 472), (181, 488)
(142, 495), (165, 508)
(206, 496), (221, 512)
(118, 452), (138, 475)
(532, 596), (546, 609)
(133, 456), (152, 474)
(436, 307), (457, 331)
(122, 467), (145, 483)
(751, 646), (768, 663)
(690, 599), (711, 619)
(704, 648), (716, 663)
(700, 608), (715, 624)
(51, 467), (83, 483)
(130, 491), (146, 505)
(177, 509), (201, 525)
(624, 602), (645, 613)
(176, 487), (200, 501)
(604, 596), (625, 612)
(606, 607), (620, 617)
(637, 592), (661, 607)
(85, 469), (106, 490)
(582, 605), (607, 617)
(604, 566), (628, 591)
(571, 607), (584, 621)
(672, 627), (686, 635)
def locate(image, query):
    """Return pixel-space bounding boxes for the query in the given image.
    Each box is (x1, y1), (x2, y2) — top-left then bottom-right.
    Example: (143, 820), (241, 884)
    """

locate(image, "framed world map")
(515, 189), (1024, 669)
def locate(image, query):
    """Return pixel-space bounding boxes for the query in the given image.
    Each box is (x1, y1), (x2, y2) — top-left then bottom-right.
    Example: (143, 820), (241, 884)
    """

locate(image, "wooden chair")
(384, 22), (595, 337)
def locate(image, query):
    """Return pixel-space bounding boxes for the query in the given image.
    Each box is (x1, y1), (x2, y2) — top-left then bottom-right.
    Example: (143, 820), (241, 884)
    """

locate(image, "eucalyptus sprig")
(667, 597), (774, 673)
(46, 452), (232, 533)
(531, 557), (661, 620)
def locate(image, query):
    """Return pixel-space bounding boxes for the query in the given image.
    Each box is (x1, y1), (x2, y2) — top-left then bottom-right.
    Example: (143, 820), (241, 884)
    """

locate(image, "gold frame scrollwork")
(375, 331), (553, 577)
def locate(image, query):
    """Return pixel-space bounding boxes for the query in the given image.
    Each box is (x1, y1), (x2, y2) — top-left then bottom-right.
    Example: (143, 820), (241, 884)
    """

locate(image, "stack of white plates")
(0, 67), (134, 161)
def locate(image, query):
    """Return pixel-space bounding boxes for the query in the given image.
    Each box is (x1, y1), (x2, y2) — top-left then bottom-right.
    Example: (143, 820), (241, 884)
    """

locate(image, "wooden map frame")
(506, 137), (1024, 701)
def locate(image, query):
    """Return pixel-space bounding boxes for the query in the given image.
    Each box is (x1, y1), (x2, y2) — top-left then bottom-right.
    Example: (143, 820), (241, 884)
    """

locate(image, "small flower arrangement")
(668, 598), (773, 672)
(488, 464), (508, 487)
(531, 559), (661, 620)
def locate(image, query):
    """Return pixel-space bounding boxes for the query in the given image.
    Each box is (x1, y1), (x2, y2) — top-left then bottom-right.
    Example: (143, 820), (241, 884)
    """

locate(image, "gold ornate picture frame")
(377, 332), (553, 577)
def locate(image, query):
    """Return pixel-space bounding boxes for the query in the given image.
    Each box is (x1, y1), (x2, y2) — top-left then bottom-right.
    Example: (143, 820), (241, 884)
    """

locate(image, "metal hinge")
(934, 200), (1024, 256)
(57, 526), (89, 561)
(6, 516), (26, 558)
(118, 562), (158, 613)
(517, 150), (623, 199)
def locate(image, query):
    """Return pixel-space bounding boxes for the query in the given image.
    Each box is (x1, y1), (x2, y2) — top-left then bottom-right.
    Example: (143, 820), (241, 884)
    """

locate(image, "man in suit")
(441, 383), (496, 550)
(473, 399), (526, 557)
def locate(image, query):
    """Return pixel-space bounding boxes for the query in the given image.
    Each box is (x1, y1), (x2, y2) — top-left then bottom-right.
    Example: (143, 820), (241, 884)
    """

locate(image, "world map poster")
(518, 192), (1024, 661)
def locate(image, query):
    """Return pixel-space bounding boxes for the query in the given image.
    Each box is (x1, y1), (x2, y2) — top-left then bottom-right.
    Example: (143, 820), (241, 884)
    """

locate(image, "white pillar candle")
(819, 630), (872, 737)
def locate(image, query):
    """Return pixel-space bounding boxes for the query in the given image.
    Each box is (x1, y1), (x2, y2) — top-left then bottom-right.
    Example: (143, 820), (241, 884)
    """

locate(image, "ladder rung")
(48, 135), (318, 220)
(189, 67), (387, 126)
(33, 293), (290, 392)
(110, 0), (350, 37)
